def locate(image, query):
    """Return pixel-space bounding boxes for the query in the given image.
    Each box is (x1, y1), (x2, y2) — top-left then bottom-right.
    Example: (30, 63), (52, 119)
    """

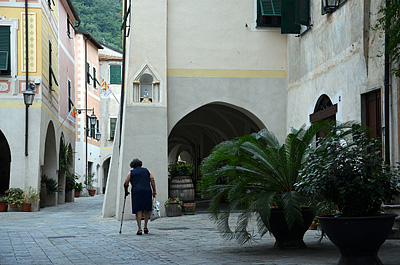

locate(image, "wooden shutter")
(0, 26), (10, 73)
(281, 0), (300, 34)
(110, 65), (121, 84)
(93, 67), (97, 88)
(295, 0), (310, 26)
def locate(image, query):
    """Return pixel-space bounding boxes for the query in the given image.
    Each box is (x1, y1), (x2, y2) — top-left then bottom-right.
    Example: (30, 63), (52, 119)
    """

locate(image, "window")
(257, 0), (282, 27)
(0, 26), (10, 76)
(48, 0), (55, 10)
(93, 67), (100, 89)
(110, 65), (121, 84)
(68, 80), (73, 111)
(109, 117), (117, 140)
(67, 14), (73, 39)
(49, 40), (59, 91)
(281, 0), (310, 34)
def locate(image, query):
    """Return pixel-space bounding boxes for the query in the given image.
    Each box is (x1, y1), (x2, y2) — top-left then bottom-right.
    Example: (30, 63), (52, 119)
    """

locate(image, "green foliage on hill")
(71, 0), (123, 50)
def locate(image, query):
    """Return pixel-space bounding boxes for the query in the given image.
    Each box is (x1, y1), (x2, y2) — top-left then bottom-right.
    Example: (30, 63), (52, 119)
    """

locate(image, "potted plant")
(22, 186), (40, 212)
(5, 188), (24, 212)
(0, 194), (8, 212)
(84, 172), (96, 196)
(65, 172), (77, 202)
(168, 161), (195, 202)
(299, 123), (400, 264)
(200, 121), (330, 248)
(165, 197), (182, 217)
(74, 182), (83, 197)
(40, 175), (62, 207)
(168, 161), (194, 178)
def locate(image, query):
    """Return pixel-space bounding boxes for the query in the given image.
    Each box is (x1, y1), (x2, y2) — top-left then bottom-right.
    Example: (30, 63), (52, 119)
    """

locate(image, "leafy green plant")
(66, 172), (78, 193)
(84, 172), (96, 190)
(299, 123), (400, 217)
(165, 197), (182, 209)
(0, 194), (7, 202)
(168, 162), (194, 178)
(200, 121), (330, 244)
(5, 188), (24, 205)
(23, 186), (40, 203)
(74, 182), (84, 193)
(41, 175), (62, 195)
(376, 2), (400, 77)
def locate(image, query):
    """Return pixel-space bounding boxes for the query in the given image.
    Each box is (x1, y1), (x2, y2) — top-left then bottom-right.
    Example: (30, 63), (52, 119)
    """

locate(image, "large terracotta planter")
(0, 201), (7, 212)
(318, 214), (397, 265)
(75, 191), (81, 197)
(88, 189), (96, 196)
(22, 203), (31, 212)
(268, 209), (314, 249)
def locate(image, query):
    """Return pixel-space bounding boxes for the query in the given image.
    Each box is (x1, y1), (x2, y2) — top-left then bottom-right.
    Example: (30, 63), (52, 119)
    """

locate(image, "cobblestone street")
(1, 195), (400, 265)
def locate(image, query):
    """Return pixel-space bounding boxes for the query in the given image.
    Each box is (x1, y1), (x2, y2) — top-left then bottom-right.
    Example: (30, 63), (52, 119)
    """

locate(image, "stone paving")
(1, 195), (400, 265)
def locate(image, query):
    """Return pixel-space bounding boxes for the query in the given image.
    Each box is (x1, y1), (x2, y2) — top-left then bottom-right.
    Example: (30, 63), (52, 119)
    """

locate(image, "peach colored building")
(74, 30), (103, 193)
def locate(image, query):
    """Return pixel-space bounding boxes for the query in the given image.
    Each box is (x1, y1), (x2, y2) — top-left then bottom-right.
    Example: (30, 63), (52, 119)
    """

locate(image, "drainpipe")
(25, 0), (29, 156)
(384, 0), (390, 165)
(119, 0), (128, 150)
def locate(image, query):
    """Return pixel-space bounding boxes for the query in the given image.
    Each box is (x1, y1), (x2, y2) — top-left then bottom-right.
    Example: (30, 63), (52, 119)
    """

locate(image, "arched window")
(310, 94), (337, 138)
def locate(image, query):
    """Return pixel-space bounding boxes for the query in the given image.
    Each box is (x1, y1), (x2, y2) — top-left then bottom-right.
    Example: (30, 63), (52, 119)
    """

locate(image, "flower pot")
(268, 209), (314, 249)
(183, 202), (196, 215)
(88, 189), (96, 196)
(165, 202), (182, 217)
(75, 191), (81, 197)
(169, 176), (195, 202)
(318, 214), (397, 265)
(0, 201), (7, 212)
(22, 203), (31, 212)
(8, 203), (21, 212)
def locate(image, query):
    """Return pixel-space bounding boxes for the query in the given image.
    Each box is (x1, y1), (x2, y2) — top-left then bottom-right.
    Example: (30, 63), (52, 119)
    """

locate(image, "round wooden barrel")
(169, 176), (195, 202)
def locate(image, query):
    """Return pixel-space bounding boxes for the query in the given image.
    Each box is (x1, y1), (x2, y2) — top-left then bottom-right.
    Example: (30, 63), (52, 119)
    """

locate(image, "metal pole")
(85, 37), (89, 185)
(384, 0), (391, 165)
(24, 0), (29, 156)
(119, 0), (129, 150)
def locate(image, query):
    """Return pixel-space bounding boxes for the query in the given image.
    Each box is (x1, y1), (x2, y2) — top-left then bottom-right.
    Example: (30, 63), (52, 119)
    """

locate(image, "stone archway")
(168, 102), (265, 194)
(0, 130), (11, 195)
(102, 157), (111, 194)
(42, 121), (58, 207)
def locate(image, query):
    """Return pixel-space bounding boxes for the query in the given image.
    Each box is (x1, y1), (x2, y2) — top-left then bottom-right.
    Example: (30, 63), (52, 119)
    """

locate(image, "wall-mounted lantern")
(322, 0), (340, 14)
(23, 82), (35, 106)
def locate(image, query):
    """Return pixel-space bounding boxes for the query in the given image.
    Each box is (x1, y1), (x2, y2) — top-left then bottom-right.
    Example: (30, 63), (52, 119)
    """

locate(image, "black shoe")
(144, 228), (149, 234)
(137, 230), (142, 235)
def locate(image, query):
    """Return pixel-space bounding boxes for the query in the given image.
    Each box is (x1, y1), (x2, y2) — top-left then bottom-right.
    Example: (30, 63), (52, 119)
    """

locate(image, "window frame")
(109, 117), (117, 140)
(0, 19), (18, 77)
(256, 0), (282, 28)
(0, 26), (10, 75)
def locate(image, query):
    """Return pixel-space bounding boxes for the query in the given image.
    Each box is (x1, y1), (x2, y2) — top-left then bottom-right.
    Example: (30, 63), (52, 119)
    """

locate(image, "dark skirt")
(131, 190), (152, 214)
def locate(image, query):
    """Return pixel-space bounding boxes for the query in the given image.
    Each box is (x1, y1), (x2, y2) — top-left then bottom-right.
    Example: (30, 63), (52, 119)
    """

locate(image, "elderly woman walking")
(124, 158), (157, 235)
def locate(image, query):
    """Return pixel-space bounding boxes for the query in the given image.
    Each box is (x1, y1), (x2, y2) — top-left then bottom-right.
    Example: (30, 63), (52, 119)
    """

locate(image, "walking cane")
(119, 185), (129, 234)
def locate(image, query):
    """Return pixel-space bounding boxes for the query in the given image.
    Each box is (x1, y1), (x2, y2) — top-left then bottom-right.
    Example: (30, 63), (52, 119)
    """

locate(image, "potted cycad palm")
(299, 123), (400, 264)
(200, 121), (330, 248)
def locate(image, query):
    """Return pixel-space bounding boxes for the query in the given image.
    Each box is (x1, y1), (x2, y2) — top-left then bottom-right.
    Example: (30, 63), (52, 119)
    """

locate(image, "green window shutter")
(110, 65), (121, 84)
(295, 0), (310, 26)
(110, 117), (117, 140)
(260, 0), (281, 16)
(93, 67), (97, 88)
(0, 26), (10, 74)
(321, 0), (327, 15)
(281, 0), (300, 34)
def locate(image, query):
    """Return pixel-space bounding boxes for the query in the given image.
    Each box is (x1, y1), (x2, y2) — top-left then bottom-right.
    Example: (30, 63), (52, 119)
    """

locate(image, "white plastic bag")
(150, 198), (161, 221)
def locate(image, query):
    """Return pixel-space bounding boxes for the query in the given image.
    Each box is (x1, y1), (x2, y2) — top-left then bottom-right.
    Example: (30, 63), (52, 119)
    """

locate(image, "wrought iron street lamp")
(322, 0), (340, 14)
